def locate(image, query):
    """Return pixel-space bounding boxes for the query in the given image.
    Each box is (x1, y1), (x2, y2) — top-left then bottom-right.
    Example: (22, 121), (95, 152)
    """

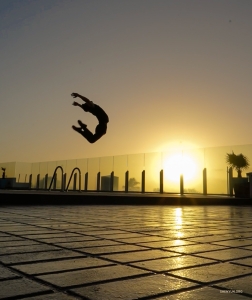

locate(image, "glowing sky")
(1, 0), (252, 162)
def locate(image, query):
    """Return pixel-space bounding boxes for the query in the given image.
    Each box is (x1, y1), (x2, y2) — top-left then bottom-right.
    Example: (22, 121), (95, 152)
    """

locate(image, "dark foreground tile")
(71, 274), (196, 300)
(215, 275), (252, 296)
(0, 278), (50, 299)
(102, 249), (180, 263)
(26, 292), (78, 299)
(0, 265), (21, 280)
(155, 287), (246, 300)
(0, 249), (84, 265)
(38, 265), (150, 288)
(169, 263), (252, 283)
(13, 257), (114, 275)
(131, 255), (215, 272)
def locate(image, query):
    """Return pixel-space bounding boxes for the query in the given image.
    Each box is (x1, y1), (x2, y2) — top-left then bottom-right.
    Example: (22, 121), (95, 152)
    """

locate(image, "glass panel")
(4, 143), (252, 194)
(227, 144), (252, 177)
(30, 162), (40, 188)
(127, 154), (144, 192)
(47, 161), (58, 189)
(183, 148), (205, 194)
(0, 162), (16, 178)
(204, 146), (230, 194)
(100, 156), (114, 191)
(145, 152), (162, 192)
(162, 150), (180, 193)
(76, 158), (88, 190)
(114, 155), (128, 191)
(15, 162), (31, 183)
(87, 157), (100, 190)
(64, 159), (78, 190)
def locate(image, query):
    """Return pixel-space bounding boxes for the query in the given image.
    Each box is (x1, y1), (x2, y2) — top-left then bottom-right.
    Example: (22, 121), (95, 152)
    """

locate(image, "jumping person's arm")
(72, 101), (82, 107)
(71, 93), (93, 107)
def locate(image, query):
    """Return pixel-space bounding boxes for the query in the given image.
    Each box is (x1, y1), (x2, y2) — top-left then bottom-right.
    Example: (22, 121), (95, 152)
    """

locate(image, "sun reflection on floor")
(174, 208), (184, 237)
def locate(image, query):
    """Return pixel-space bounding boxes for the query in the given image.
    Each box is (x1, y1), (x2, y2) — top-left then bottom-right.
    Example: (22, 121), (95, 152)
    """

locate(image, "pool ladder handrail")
(48, 166), (64, 192)
(65, 167), (81, 192)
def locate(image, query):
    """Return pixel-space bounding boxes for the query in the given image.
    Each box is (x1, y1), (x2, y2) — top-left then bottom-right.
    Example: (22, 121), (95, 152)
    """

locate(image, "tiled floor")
(0, 206), (252, 299)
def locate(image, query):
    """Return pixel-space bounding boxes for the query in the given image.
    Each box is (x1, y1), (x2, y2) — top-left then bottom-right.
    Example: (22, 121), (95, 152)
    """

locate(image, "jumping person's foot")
(78, 120), (87, 129)
(72, 126), (83, 133)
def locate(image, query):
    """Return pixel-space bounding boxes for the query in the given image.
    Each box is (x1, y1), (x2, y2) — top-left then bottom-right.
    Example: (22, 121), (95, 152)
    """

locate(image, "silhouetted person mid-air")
(71, 93), (109, 143)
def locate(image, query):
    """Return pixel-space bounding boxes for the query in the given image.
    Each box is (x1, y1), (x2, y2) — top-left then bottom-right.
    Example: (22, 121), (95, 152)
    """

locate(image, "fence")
(1, 144), (252, 194)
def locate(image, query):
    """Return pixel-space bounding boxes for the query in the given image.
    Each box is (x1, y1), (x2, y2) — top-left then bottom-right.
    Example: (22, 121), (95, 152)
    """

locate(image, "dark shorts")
(95, 123), (107, 137)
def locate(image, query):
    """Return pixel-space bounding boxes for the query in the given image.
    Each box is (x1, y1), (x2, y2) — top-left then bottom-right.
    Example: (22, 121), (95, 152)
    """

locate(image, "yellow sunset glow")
(163, 153), (197, 182)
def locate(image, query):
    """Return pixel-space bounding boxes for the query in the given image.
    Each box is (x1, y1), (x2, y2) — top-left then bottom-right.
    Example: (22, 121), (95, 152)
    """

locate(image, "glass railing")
(1, 144), (252, 194)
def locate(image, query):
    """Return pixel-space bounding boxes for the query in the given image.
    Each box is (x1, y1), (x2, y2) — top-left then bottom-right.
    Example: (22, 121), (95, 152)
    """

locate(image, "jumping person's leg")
(72, 122), (107, 144)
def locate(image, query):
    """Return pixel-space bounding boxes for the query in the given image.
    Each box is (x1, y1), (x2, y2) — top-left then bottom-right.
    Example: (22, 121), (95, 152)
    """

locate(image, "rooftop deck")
(0, 203), (252, 299)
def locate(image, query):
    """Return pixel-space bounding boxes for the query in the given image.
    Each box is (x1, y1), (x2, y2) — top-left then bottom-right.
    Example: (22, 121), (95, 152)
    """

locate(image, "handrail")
(65, 167), (81, 192)
(48, 166), (64, 191)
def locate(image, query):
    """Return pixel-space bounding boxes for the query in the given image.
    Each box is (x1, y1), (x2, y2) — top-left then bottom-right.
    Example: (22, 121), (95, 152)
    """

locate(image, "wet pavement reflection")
(0, 205), (252, 299)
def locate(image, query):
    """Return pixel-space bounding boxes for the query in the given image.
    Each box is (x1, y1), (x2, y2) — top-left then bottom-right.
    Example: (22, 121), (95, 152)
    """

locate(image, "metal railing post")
(160, 169), (163, 194)
(228, 167), (233, 196)
(63, 173), (67, 190)
(110, 171), (114, 192)
(203, 168), (207, 195)
(85, 172), (88, 191)
(97, 172), (100, 191)
(36, 174), (40, 190)
(53, 173), (57, 190)
(29, 174), (32, 190)
(125, 170), (129, 192)
(180, 174), (184, 195)
(44, 174), (48, 190)
(141, 170), (145, 193)
(73, 173), (77, 190)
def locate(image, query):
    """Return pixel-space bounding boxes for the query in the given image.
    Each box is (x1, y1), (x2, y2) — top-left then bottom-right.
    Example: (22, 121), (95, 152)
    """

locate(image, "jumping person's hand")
(71, 93), (79, 98)
(72, 101), (79, 106)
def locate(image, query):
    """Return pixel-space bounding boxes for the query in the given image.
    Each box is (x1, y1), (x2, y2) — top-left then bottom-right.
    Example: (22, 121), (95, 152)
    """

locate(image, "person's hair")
(82, 103), (90, 112)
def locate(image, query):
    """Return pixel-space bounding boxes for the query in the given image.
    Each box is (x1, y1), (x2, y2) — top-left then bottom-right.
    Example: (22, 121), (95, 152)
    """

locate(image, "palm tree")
(123, 178), (140, 191)
(226, 151), (250, 177)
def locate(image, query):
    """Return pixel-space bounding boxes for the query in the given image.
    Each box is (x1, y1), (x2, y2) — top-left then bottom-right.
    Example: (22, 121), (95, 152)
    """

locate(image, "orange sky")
(1, 0), (252, 162)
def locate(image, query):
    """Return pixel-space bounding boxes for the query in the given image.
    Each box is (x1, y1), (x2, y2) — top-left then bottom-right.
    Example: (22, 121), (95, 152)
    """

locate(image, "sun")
(163, 153), (197, 182)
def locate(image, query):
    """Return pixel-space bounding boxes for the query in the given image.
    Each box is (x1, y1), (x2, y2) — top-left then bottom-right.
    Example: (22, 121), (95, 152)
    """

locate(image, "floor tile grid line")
(0, 225), (203, 253)
(192, 251), (252, 263)
(12, 263), (117, 277)
(213, 283), (252, 299)
(1, 290), (59, 300)
(0, 262), (243, 300)
(0, 261), (84, 299)
(153, 246), (231, 256)
(0, 227), (252, 248)
(149, 286), (252, 300)
(0, 241), (226, 296)
(3, 223), (252, 267)
(127, 260), (220, 274)
(4, 207), (251, 223)
(39, 272), (154, 292)
(70, 283), (205, 300)
(98, 252), (184, 266)
(0, 233), (161, 263)
(129, 285), (233, 300)
(0, 254), (87, 267)
(0, 232), (173, 268)
(164, 270), (252, 290)
(0, 275), (21, 283)
(1, 206), (252, 300)
(0, 215), (183, 241)
(231, 261), (252, 269)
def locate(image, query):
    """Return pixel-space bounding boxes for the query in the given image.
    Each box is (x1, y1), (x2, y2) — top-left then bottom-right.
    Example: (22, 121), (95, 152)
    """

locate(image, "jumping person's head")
(82, 103), (90, 112)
